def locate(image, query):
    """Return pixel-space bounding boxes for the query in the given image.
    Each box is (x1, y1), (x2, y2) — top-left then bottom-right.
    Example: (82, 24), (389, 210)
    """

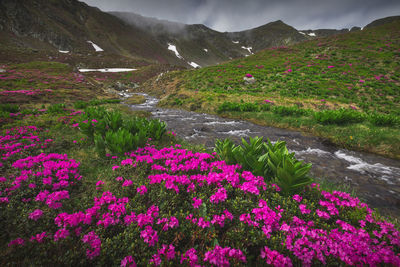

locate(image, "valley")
(1, 0), (400, 265)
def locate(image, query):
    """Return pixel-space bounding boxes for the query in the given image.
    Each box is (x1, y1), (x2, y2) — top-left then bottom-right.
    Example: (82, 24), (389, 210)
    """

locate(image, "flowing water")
(123, 92), (400, 218)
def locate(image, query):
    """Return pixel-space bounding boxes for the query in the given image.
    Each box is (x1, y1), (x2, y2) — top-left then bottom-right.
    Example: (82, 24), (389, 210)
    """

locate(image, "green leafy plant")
(368, 113), (399, 127)
(105, 129), (136, 156)
(214, 137), (313, 195)
(0, 104), (19, 113)
(146, 119), (167, 140)
(105, 111), (123, 132)
(78, 107), (167, 157)
(47, 103), (66, 114)
(313, 108), (365, 124)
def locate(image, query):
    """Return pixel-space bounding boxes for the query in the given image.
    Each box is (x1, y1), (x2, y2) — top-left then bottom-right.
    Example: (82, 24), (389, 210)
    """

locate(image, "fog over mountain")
(82, 0), (400, 31)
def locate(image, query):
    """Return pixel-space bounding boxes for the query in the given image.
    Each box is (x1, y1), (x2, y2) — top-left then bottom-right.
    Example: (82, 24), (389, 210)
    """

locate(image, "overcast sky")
(81, 0), (400, 32)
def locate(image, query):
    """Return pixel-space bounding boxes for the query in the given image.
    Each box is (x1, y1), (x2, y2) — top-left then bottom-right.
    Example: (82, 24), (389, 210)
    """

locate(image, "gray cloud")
(81, 0), (400, 31)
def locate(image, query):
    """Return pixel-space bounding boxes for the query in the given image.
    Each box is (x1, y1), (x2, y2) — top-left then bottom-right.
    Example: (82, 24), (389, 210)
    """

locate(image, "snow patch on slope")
(307, 32), (316, 37)
(203, 48), (208, 52)
(299, 31), (306, 35)
(78, 68), (137, 73)
(232, 40), (239, 44)
(167, 43), (183, 59)
(241, 46), (253, 54)
(188, 62), (201, 68)
(59, 50), (70, 53)
(87, 41), (104, 52)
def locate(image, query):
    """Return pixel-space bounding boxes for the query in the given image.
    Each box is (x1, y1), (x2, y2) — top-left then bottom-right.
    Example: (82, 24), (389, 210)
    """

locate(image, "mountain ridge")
(0, 0), (399, 68)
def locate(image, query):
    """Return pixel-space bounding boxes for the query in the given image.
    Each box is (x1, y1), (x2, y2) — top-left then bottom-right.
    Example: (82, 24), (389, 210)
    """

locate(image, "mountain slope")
(365, 15), (400, 28)
(111, 12), (364, 67)
(225, 20), (308, 53)
(110, 12), (251, 67)
(0, 0), (186, 67)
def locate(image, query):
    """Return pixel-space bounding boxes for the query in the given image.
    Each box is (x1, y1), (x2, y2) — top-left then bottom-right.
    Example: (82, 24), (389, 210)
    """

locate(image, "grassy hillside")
(1, 61), (400, 266)
(145, 19), (400, 158)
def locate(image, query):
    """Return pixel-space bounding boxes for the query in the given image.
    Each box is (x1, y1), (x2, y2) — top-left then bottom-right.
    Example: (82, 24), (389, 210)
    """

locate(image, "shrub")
(217, 102), (241, 113)
(313, 108), (365, 124)
(368, 113), (399, 127)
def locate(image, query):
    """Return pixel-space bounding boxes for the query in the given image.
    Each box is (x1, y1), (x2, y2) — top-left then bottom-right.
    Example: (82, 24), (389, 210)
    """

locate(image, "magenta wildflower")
(122, 180), (133, 187)
(299, 204), (311, 214)
(316, 209), (331, 219)
(292, 194), (302, 202)
(82, 231), (101, 259)
(204, 246), (246, 266)
(192, 197), (202, 208)
(181, 248), (199, 266)
(260, 246), (292, 267)
(29, 209), (43, 221)
(112, 165), (120, 171)
(30, 232), (47, 243)
(140, 226), (158, 246)
(121, 255), (137, 267)
(209, 187), (227, 203)
(8, 238), (25, 247)
(137, 185), (148, 195)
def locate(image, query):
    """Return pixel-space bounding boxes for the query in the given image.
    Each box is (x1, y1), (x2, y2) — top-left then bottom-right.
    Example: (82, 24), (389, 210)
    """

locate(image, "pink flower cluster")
(261, 246), (292, 266)
(4, 135), (400, 266)
(82, 231), (101, 259)
(120, 255), (137, 267)
(204, 246), (246, 266)
(150, 244), (176, 265)
(0, 126), (52, 163)
(0, 89), (52, 96)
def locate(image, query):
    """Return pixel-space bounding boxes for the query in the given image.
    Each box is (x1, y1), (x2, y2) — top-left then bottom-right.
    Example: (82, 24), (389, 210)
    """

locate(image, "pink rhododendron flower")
(204, 246), (246, 266)
(29, 209), (43, 221)
(137, 185), (147, 195)
(180, 248), (199, 266)
(112, 165), (120, 171)
(209, 187), (227, 203)
(292, 194), (302, 202)
(122, 180), (133, 187)
(121, 255), (137, 267)
(82, 231), (101, 259)
(30, 232), (47, 243)
(8, 238), (25, 247)
(261, 246), (292, 267)
(192, 197), (202, 208)
(140, 226), (158, 247)
(299, 204), (311, 214)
